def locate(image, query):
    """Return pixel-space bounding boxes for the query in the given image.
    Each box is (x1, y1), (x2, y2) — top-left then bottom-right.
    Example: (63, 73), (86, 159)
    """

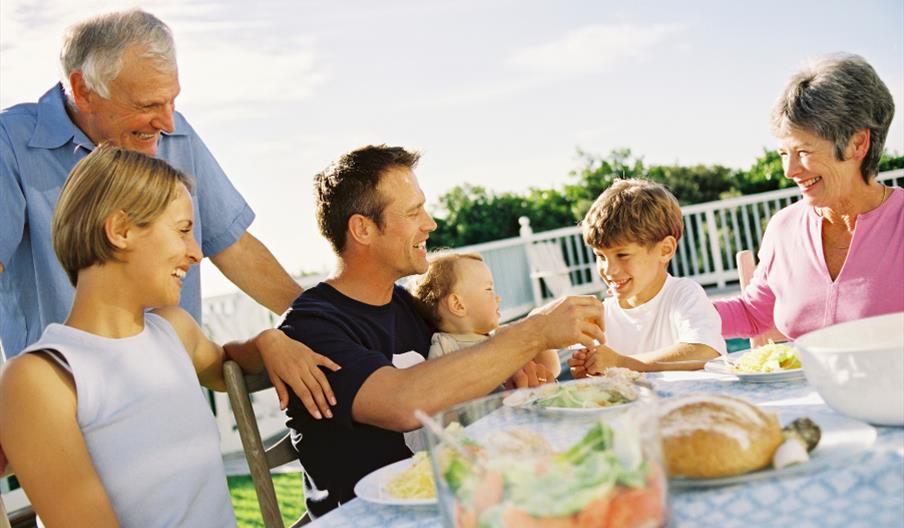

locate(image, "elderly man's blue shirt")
(0, 84), (254, 358)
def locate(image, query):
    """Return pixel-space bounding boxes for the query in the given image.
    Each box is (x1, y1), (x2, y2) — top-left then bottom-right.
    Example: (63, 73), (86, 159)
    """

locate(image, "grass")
(228, 473), (306, 528)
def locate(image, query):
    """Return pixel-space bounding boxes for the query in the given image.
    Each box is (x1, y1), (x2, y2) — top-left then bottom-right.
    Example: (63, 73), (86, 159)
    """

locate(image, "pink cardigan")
(715, 187), (904, 340)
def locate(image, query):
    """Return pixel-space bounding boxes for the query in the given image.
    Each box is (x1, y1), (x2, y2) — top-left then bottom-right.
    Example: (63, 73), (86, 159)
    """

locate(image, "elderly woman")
(715, 54), (902, 341)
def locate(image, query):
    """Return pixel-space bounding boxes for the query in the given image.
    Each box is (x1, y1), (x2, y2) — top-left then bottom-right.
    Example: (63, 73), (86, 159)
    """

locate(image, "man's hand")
(504, 360), (556, 389)
(531, 295), (605, 349)
(257, 330), (341, 419)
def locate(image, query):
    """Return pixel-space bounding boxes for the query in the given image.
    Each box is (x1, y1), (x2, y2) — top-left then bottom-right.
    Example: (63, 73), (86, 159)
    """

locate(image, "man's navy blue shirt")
(280, 282), (432, 516)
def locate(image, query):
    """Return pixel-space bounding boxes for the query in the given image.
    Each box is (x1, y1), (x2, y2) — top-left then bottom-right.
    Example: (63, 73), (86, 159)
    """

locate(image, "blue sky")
(2, 0), (902, 296)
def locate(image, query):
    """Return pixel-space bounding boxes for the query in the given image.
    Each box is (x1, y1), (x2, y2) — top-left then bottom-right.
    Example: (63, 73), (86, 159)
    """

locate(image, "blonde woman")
(0, 146), (317, 526)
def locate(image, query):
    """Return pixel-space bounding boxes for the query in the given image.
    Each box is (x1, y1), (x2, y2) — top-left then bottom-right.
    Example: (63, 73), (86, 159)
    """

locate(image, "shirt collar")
(28, 83), (188, 151)
(445, 332), (490, 343)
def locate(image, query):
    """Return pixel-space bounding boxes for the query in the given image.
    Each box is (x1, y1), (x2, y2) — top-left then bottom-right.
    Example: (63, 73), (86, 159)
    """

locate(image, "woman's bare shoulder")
(1, 352), (71, 385)
(0, 352), (76, 414)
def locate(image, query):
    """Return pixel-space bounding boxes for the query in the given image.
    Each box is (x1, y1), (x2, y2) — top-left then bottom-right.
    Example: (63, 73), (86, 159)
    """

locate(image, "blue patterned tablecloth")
(309, 371), (904, 528)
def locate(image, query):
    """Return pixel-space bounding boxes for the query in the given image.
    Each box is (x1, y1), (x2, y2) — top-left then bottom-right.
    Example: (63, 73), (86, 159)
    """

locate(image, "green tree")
(429, 185), (530, 248)
(563, 148), (646, 218)
(645, 164), (737, 205)
(522, 187), (576, 232)
(879, 152), (904, 172)
(735, 149), (796, 194)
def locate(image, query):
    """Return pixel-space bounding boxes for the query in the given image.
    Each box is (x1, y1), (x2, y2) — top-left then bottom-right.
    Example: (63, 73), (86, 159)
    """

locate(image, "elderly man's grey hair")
(771, 53), (895, 183)
(60, 9), (177, 103)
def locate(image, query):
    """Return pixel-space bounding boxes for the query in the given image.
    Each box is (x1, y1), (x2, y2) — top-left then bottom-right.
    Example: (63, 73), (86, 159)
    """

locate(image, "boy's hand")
(258, 330), (341, 419)
(583, 344), (626, 375)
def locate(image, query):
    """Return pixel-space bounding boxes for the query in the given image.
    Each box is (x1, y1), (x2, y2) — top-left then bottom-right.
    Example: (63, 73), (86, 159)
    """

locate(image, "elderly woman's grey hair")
(771, 53), (895, 183)
(60, 9), (177, 103)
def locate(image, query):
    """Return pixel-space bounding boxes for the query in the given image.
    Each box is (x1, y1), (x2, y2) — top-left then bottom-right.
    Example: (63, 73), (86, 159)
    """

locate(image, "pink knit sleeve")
(713, 225), (780, 338)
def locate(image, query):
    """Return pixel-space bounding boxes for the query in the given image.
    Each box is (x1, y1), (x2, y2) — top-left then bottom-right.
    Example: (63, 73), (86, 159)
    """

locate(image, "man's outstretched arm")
(352, 295), (606, 431)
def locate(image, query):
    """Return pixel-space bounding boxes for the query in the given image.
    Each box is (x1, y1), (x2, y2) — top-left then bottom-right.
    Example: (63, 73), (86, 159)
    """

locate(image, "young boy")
(414, 252), (561, 381)
(569, 179), (726, 376)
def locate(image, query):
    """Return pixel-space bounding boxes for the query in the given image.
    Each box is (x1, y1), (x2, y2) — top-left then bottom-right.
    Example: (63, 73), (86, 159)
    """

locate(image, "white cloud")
(400, 77), (538, 111)
(177, 47), (329, 107)
(508, 23), (685, 77)
(0, 0), (331, 109)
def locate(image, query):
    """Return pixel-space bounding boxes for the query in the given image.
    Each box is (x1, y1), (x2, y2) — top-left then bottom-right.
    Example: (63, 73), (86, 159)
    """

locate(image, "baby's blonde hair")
(413, 252), (484, 326)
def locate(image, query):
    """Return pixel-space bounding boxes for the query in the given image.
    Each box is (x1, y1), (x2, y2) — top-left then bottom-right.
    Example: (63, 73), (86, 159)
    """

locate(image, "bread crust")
(659, 394), (783, 478)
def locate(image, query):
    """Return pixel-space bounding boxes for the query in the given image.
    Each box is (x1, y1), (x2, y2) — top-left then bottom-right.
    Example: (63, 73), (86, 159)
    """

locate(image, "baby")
(414, 252), (560, 384)
(569, 179), (726, 376)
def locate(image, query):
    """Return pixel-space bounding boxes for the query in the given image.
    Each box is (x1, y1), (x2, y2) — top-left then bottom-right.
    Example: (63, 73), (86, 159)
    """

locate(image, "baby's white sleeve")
(427, 332), (461, 359)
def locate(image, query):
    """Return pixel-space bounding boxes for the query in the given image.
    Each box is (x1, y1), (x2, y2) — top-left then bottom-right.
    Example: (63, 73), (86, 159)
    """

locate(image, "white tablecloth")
(309, 370), (904, 528)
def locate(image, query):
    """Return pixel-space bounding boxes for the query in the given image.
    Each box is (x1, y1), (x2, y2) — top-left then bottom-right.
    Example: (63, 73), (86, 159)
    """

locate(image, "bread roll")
(659, 394), (783, 478)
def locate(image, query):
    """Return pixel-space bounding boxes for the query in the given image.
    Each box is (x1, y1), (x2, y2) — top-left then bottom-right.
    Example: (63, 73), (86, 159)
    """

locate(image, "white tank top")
(23, 313), (236, 527)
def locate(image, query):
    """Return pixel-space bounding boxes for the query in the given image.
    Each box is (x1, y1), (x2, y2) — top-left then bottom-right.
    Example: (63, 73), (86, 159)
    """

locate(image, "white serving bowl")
(796, 312), (904, 427)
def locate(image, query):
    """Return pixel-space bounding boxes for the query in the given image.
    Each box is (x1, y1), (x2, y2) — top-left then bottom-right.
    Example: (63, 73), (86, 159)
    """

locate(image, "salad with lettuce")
(505, 377), (639, 412)
(533, 382), (636, 409)
(438, 421), (665, 528)
(733, 342), (801, 374)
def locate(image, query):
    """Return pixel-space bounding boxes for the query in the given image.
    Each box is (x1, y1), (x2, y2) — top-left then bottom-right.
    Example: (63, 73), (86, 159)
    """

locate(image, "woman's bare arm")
(0, 355), (119, 527)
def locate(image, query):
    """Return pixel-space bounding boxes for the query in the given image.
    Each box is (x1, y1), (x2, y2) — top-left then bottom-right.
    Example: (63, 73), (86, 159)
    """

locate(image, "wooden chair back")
(223, 361), (309, 528)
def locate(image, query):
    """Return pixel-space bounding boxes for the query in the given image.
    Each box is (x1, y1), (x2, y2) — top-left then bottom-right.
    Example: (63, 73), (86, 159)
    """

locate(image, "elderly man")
(0, 10), (337, 415)
(280, 144), (606, 517)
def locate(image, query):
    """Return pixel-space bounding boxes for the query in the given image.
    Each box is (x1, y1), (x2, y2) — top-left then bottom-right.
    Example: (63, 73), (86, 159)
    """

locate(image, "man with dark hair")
(282, 144), (606, 517)
(314, 145), (421, 253)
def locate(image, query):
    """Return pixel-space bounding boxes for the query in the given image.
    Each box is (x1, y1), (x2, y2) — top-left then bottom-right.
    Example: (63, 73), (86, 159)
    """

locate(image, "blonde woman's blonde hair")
(52, 144), (193, 286)
(413, 252), (484, 325)
(582, 178), (683, 249)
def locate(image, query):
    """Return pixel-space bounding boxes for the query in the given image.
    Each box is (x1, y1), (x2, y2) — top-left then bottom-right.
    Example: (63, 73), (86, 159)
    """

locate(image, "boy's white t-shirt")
(603, 275), (727, 356)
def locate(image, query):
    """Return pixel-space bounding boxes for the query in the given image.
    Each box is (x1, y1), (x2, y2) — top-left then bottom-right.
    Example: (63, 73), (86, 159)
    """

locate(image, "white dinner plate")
(704, 350), (806, 383)
(354, 456), (437, 506)
(669, 410), (876, 488)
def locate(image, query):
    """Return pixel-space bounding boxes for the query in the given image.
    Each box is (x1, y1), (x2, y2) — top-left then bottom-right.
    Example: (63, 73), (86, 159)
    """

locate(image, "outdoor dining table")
(308, 369), (904, 528)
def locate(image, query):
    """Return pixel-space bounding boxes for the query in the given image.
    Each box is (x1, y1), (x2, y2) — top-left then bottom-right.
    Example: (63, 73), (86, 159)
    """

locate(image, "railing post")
(519, 216), (544, 308)
(705, 208), (726, 288)
(518, 215), (533, 238)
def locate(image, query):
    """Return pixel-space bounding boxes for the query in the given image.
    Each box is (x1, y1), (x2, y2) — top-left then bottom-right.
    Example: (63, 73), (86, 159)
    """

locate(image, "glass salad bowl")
(423, 381), (668, 528)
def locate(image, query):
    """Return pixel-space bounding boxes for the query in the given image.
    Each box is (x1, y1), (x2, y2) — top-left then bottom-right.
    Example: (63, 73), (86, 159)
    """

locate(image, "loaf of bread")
(659, 394), (783, 478)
